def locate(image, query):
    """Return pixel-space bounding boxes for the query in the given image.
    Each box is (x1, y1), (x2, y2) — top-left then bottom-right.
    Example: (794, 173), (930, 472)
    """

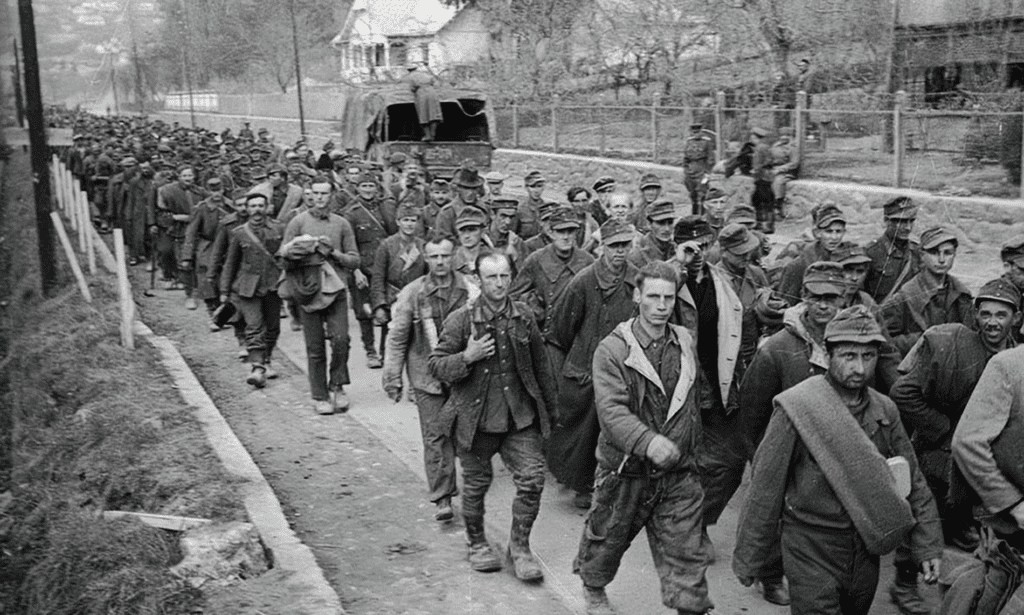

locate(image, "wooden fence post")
(50, 211), (92, 303)
(90, 226), (118, 274)
(715, 91), (726, 163)
(651, 93), (660, 161)
(113, 229), (135, 349)
(599, 105), (607, 156)
(73, 178), (86, 253)
(795, 91), (807, 158)
(1019, 108), (1024, 199)
(511, 104), (520, 149)
(894, 90), (906, 188)
(551, 95), (560, 153)
(80, 188), (96, 274)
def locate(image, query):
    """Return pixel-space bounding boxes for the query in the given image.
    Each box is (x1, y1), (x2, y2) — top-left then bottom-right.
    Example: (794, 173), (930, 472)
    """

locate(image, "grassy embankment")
(0, 144), (246, 613)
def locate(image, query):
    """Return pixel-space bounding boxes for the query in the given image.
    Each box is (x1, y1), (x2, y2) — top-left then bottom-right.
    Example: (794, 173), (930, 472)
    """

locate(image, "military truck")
(337, 84), (495, 178)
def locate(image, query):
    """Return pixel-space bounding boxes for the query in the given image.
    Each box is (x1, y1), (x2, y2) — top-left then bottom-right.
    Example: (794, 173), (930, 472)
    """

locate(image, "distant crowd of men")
(56, 108), (1024, 615)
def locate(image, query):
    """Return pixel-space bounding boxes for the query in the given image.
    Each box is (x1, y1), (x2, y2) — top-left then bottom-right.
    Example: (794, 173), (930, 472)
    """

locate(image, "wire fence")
(494, 93), (1024, 200)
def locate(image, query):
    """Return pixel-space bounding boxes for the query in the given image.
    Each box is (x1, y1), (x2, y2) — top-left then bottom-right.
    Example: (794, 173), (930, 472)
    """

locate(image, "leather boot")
(465, 518), (501, 572)
(889, 580), (931, 615)
(762, 210), (776, 234)
(775, 197), (787, 219)
(507, 517), (543, 582)
(583, 585), (616, 615)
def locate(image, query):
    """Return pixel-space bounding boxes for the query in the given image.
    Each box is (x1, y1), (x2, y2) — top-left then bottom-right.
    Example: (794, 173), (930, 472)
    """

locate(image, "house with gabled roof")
(331, 0), (490, 82)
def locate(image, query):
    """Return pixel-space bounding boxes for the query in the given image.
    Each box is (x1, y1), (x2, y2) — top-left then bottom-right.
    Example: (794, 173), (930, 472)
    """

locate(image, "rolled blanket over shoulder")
(777, 375), (915, 555)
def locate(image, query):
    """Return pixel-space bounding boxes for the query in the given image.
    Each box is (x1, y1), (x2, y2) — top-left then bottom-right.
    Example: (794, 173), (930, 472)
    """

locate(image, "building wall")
(899, 0), (1024, 26)
(432, 7), (489, 69)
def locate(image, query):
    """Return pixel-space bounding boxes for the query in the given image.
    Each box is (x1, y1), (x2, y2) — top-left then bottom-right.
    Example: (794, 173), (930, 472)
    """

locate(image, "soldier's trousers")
(683, 175), (707, 216)
(574, 467), (712, 614)
(781, 520), (879, 615)
(349, 280), (385, 356)
(234, 292), (282, 366)
(299, 291), (351, 401)
(459, 426), (544, 525)
(412, 389), (457, 504)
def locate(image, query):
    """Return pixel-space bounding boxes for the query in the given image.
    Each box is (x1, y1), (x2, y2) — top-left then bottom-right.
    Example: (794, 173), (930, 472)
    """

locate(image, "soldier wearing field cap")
(864, 196), (921, 304)
(182, 176), (235, 318)
(590, 176), (617, 225)
(487, 197), (527, 271)
(632, 172), (662, 232)
(521, 200), (560, 259)
(887, 278), (1020, 612)
(776, 203), (847, 305)
(831, 242), (879, 313)
(768, 126), (799, 219)
(736, 304), (941, 615)
(516, 170), (546, 239)
(628, 200), (678, 268)
(881, 225), (974, 356)
(452, 206), (489, 279)
(684, 123), (715, 215)
(547, 218), (640, 509)
(435, 165), (486, 241)
(999, 236), (1024, 321)
(511, 206), (594, 341)
(484, 170), (506, 198)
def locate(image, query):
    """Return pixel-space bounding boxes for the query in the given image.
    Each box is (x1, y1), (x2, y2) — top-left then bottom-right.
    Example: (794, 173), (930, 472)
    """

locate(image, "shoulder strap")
(242, 224), (274, 258)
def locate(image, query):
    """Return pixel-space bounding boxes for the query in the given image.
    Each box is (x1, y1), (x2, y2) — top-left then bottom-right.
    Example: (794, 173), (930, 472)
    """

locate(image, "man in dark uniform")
(574, 261), (714, 615)
(547, 219), (640, 509)
(209, 190), (252, 360)
(517, 170), (546, 240)
(487, 197), (527, 272)
(182, 177), (233, 320)
(887, 278), (1020, 614)
(511, 206), (594, 343)
(881, 226), (974, 356)
(434, 166), (486, 241)
(370, 203), (427, 330)
(864, 197), (920, 305)
(156, 165), (207, 306)
(749, 127), (775, 233)
(403, 62), (443, 141)
(342, 172), (398, 368)
(627, 200), (677, 269)
(590, 177), (617, 226)
(520, 200), (558, 259)
(220, 193), (285, 389)
(632, 172), (662, 233)
(776, 203), (847, 305)
(428, 252), (559, 582)
(999, 236), (1024, 341)
(683, 123), (715, 215)
(452, 207), (489, 280)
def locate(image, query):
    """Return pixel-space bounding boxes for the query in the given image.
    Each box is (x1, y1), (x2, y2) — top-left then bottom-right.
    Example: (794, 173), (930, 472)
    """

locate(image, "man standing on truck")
(404, 62), (443, 142)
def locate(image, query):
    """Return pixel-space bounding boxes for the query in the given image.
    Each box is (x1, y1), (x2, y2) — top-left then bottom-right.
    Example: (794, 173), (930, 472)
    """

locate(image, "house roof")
(898, 0), (1024, 27)
(335, 0), (458, 45)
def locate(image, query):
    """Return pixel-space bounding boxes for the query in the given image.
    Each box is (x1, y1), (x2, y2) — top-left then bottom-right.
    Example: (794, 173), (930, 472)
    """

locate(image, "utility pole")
(16, 0), (58, 294)
(109, 53), (120, 114)
(288, 0), (306, 137)
(12, 40), (25, 127)
(179, 0), (196, 127)
(127, 0), (145, 113)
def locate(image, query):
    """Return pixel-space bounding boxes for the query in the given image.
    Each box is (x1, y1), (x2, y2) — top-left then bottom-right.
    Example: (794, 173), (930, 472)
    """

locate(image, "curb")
(134, 320), (345, 615)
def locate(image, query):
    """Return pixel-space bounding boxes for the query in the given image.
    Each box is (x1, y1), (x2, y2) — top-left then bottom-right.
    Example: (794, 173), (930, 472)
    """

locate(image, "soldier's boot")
(583, 585), (616, 615)
(762, 210), (776, 234)
(889, 579), (931, 615)
(506, 516), (543, 582)
(465, 518), (502, 573)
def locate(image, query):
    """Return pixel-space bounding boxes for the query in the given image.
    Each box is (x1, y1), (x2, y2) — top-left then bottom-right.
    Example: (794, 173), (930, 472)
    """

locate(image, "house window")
(420, 43), (430, 67)
(375, 44), (385, 67)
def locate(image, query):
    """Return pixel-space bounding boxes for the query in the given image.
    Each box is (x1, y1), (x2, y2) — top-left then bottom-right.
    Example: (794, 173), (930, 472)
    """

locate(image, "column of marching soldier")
(59, 109), (1024, 615)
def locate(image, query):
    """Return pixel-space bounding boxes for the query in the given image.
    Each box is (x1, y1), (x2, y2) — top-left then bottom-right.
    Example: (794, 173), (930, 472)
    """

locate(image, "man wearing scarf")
(546, 218), (640, 509)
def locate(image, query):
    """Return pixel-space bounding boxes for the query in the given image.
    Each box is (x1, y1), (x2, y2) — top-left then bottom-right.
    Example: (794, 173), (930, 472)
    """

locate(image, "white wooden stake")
(73, 178), (86, 253)
(89, 225), (118, 274)
(80, 189), (96, 274)
(113, 229), (135, 349)
(50, 212), (92, 303)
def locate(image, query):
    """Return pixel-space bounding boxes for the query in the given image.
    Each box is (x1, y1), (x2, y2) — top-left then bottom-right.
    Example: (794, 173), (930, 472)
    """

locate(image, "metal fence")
(494, 92), (1024, 199)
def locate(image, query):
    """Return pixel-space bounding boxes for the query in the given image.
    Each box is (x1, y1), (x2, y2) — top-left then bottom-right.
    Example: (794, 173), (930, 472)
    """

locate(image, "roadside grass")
(0, 148), (245, 613)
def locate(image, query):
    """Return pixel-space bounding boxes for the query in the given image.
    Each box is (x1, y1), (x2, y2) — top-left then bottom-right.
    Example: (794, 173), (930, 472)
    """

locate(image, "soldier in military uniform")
(517, 170), (546, 240)
(341, 172), (398, 368)
(631, 173), (662, 233)
(486, 197), (527, 273)
(768, 126), (799, 219)
(627, 200), (678, 269)
(1000, 236), (1024, 342)
(510, 206), (594, 345)
(864, 197), (921, 305)
(451, 206), (489, 280)
(683, 123), (715, 216)
(435, 166), (487, 241)
(182, 177), (234, 318)
(521, 201), (558, 260)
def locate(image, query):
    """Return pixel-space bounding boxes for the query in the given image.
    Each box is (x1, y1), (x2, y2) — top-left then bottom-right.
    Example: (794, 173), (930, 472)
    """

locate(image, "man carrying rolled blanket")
(733, 305), (942, 615)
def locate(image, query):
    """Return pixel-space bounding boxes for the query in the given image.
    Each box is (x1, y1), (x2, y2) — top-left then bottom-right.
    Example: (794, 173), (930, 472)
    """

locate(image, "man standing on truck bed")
(404, 62), (443, 142)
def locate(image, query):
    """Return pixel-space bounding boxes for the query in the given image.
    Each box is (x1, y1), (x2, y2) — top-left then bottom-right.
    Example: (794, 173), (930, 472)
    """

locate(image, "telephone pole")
(288, 0), (306, 137)
(16, 0), (58, 294)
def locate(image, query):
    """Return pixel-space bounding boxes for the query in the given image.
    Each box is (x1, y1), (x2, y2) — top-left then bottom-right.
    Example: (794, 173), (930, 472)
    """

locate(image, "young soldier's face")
(641, 187), (660, 204)
(458, 225), (483, 249)
(634, 278), (676, 328)
(526, 183), (544, 200)
(842, 264), (869, 292)
(922, 241), (956, 277)
(814, 222), (846, 252)
(424, 240), (454, 277)
(975, 299), (1019, 350)
(430, 188), (450, 205)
